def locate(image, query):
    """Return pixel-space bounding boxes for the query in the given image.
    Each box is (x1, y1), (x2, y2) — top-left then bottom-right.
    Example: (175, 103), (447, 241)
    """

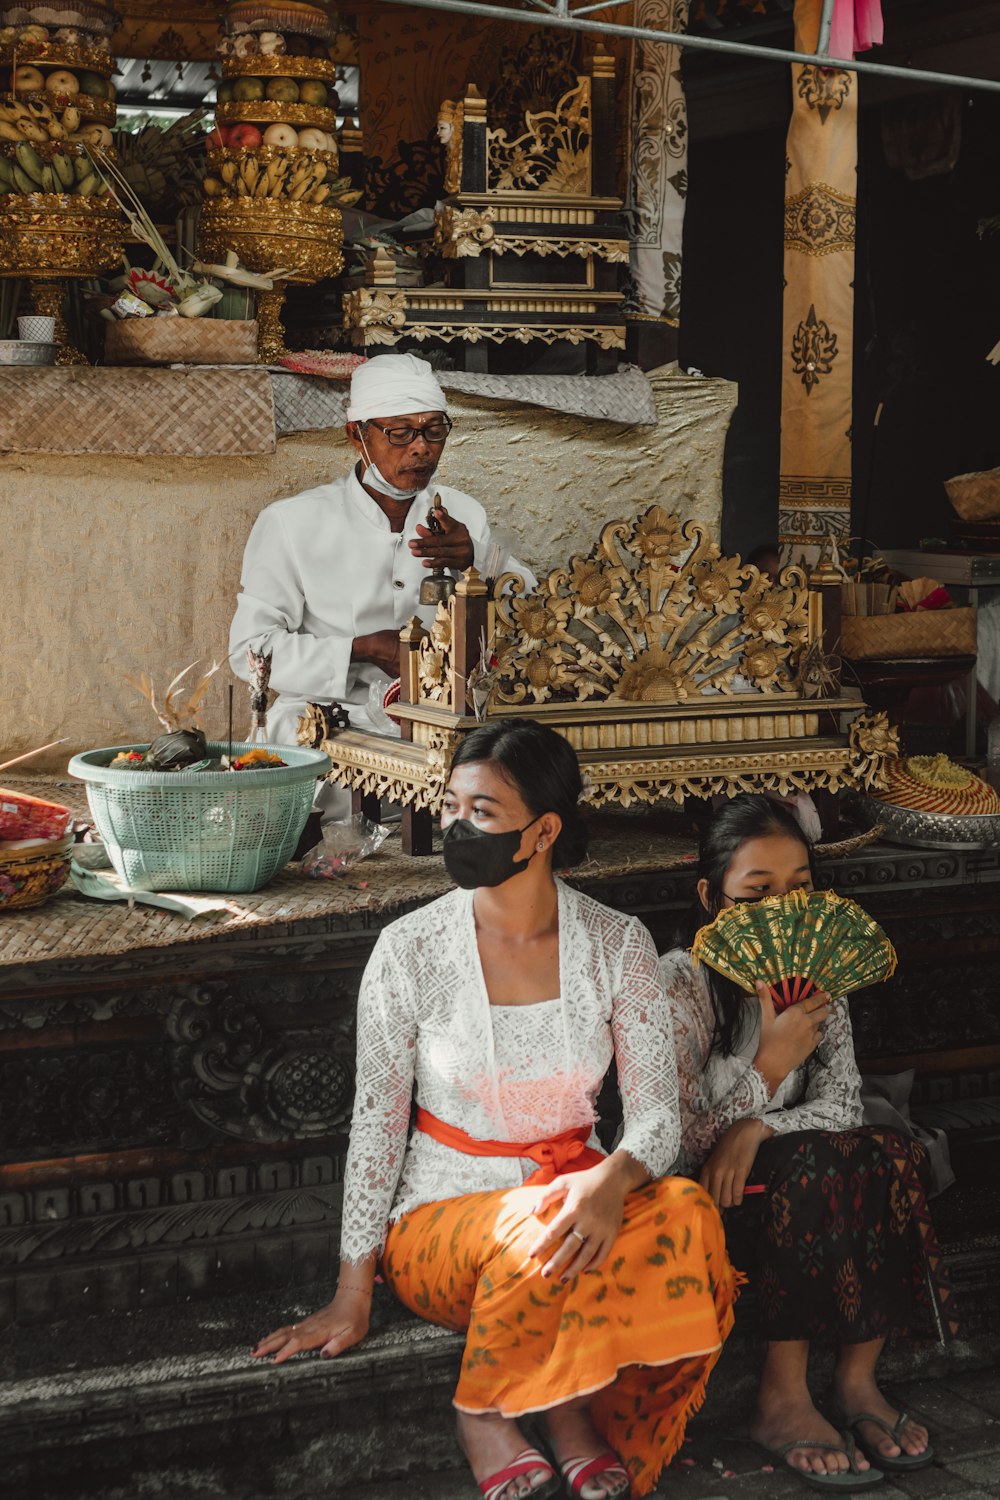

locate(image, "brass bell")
(418, 497), (456, 606)
(419, 569), (456, 606)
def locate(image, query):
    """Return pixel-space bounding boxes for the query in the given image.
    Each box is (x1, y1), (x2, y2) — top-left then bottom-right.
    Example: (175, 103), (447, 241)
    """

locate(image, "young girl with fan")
(660, 795), (953, 1493)
(253, 722), (740, 1500)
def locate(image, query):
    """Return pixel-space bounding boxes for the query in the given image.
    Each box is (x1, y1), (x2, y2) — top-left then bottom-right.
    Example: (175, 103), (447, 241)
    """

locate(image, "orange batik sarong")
(382, 1175), (740, 1497)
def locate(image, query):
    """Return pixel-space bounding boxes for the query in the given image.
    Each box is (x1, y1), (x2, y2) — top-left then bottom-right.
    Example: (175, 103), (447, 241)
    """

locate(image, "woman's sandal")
(754, 1432), (884, 1491)
(558, 1452), (631, 1499)
(842, 1409), (935, 1472)
(479, 1447), (561, 1500)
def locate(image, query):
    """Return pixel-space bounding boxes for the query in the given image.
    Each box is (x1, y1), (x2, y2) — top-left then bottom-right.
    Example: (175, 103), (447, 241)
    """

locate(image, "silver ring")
(568, 1229), (586, 1243)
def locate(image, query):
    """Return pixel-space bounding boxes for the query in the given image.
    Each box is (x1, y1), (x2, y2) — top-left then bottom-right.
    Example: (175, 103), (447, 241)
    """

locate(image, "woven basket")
(104, 319), (258, 367)
(945, 467), (1000, 522)
(68, 742), (330, 892)
(841, 608), (977, 660)
(0, 835), (72, 911)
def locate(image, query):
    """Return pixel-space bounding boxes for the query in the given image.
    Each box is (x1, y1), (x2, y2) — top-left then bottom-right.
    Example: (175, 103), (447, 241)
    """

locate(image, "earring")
(536, 840), (545, 852)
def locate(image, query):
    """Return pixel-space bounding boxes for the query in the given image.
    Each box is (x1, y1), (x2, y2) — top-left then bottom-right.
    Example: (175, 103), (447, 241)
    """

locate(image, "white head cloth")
(347, 353), (448, 423)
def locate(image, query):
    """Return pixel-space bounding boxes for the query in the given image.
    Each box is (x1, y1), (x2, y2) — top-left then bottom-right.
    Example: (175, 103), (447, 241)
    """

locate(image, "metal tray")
(847, 791), (1000, 851)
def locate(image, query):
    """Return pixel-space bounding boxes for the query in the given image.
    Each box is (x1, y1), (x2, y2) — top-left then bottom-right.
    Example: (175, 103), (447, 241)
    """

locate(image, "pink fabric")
(829, 0), (884, 58)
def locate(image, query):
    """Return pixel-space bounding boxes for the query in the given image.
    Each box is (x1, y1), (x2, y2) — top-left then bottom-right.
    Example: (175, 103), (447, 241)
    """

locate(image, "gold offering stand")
(306, 505), (898, 854)
(198, 194), (343, 361)
(0, 24), (122, 363)
(0, 192), (123, 363)
(198, 7), (344, 362)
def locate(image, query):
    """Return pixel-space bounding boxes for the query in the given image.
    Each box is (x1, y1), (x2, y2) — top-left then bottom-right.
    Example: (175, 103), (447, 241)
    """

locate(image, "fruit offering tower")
(0, 0), (123, 360)
(198, 0), (349, 362)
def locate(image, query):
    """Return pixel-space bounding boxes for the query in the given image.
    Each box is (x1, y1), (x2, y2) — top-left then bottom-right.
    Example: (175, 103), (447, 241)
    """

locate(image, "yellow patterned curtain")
(778, 0), (857, 564)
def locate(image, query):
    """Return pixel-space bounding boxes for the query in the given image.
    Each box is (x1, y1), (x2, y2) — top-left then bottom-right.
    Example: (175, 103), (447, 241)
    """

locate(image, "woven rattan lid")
(874, 754), (1000, 816)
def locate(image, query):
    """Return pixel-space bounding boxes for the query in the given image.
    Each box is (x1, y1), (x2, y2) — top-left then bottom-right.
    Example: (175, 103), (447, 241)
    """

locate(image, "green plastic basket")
(68, 742), (331, 893)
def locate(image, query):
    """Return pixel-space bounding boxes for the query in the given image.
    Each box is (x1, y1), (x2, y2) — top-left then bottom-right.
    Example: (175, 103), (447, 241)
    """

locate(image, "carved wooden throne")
(342, 43), (627, 371)
(306, 505), (897, 854)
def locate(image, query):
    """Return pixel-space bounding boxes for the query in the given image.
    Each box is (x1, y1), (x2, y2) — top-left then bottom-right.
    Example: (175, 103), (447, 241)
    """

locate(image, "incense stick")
(0, 738), (70, 775)
(227, 684), (234, 765)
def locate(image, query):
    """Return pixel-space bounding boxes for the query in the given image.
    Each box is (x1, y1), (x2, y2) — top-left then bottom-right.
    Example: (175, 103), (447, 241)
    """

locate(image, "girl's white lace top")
(659, 949), (863, 1176)
(340, 881), (679, 1265)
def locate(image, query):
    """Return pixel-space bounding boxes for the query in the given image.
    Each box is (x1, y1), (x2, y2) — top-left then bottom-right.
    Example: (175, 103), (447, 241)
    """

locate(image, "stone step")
(2, 1226), (998, 1499)
(3, 1137), (998, 1496)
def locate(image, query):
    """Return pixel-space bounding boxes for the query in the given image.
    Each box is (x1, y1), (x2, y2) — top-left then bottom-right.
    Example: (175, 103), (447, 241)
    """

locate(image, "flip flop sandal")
(559, 1452), (631, 1499)
(843, 1409), (935, 1472)
(755, 1432), (885, 1491)
(479, 1447), (561, 1500)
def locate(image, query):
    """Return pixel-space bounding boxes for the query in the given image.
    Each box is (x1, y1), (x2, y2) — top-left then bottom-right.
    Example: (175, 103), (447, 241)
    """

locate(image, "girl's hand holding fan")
(753, 980), (831, 1095)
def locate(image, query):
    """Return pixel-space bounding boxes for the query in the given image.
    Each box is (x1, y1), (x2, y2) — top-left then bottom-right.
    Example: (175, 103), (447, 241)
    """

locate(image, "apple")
(297, 127), (328, 151)
(45, 69), (80, 96)
(262, 122), (299, 148)
(232, 76), (265, 102)
(13, 65), (45, 92)
(228, 123), (264, 148)
(206, 125), (229, 149)
(298, 79), (327, 107)
(266, 77), (299, 103)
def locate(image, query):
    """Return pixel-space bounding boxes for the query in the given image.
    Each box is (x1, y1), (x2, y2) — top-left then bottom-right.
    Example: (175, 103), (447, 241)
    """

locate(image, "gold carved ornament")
(342, 287), (408, 341)
(486, 506), (811, 710)
(439, 97), (465, 196)
(400, 322), (625, 350)
(488, 77), (592, 195)
(845, 712), (900, 793)
(434, 204), (497, 258)
(490, 235), (630, 264)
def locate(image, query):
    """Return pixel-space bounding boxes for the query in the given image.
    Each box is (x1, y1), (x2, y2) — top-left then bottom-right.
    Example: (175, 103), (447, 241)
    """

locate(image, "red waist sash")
(415, 1105), (604, 1186)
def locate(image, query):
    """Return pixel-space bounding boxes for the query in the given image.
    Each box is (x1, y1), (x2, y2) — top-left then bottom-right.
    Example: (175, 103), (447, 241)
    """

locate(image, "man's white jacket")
(229, 467), (535, 745)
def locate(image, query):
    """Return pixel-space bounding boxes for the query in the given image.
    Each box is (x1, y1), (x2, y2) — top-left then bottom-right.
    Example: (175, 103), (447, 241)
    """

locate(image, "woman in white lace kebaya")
(661, 795), (952, 1494)
(254, 721), (739, 1500)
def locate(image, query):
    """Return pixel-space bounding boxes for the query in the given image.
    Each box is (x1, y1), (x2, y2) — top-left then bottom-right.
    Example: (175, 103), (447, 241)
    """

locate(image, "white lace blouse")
(659, 949), (863, 1177)
(340, 881), (679, 1265)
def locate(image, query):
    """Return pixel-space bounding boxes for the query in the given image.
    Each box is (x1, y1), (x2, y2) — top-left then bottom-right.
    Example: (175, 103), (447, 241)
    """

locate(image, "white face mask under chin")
(358, 436), (425, 502)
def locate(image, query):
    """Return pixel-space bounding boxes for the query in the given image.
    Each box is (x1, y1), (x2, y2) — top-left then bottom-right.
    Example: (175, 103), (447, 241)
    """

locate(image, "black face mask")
(441, 814), (543, 890)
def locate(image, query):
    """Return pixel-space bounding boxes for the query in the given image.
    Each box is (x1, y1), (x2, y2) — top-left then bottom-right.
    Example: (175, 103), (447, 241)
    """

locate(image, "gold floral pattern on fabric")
(779, 0), (857, 557)
(791, 304), (839, 394)
(796, 63), (853, 124)
(784, 182), (857, 256)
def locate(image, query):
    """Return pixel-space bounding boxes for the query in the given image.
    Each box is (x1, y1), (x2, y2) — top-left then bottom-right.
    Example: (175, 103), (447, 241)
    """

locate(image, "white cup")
(18, 315), (56, 343)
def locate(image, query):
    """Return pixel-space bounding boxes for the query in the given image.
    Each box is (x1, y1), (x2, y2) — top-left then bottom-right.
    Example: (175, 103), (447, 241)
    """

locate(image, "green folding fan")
(692, 888), (897, 1012)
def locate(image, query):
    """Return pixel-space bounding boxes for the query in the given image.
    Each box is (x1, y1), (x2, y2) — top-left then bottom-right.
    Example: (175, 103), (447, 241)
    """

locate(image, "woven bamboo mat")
(0, 777), (697, 970)
(0, 368), (276, 457)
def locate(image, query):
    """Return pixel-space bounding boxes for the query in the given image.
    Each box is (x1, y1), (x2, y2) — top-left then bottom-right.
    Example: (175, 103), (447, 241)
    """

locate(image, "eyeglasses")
(364, 416), (453, 447)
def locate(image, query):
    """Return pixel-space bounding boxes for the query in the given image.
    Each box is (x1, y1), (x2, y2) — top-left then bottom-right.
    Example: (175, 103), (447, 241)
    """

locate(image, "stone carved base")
(0, 844), (999, 1324)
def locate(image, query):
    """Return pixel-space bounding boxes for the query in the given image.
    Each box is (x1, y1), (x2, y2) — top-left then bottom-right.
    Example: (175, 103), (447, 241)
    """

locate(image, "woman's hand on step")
(251, 1286), (371, 1365)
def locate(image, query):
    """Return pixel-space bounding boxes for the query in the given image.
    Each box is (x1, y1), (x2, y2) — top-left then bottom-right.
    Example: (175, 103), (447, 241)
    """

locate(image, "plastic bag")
(301, 814), (390, 879)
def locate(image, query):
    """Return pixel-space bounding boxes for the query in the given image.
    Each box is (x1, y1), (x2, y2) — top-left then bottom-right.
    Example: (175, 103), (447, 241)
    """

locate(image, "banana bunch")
(0, 141), (100, 194)
(203, 153), (356, 207)
(0, 95), (82, 143)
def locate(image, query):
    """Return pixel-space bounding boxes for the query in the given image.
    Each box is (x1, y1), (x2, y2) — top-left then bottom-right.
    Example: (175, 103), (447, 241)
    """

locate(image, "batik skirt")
(723, 1125), (957, 1344)
(382, 1175), (740, 1498)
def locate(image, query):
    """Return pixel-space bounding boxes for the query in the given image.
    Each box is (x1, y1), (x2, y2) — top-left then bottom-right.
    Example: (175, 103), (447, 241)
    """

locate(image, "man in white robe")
(229, 354), (534, 815)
